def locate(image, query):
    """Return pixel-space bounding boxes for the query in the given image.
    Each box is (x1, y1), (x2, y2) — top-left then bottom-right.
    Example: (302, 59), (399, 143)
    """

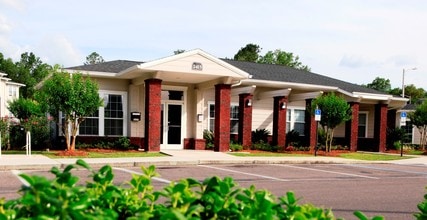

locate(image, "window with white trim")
(9, 86), (17, 98)
(79, 91), (127, 136)
(401, 119), (413, 144)
(79, 110), (99, 135)
(286, 108), (305, 135)
(358, 112), (368, 138)
(208, 102), (239, 134)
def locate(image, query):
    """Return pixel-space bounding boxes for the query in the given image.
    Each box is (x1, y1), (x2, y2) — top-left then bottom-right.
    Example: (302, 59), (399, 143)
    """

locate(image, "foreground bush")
(0, 159), (385, 219)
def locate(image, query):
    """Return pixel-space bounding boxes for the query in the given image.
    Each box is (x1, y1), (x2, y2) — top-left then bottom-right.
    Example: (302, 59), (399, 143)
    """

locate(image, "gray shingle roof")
(402, 104), (416, 110)
(66, 59), (386, 95)
(221, 59), (387, 94)
(66, 60), (143, 73)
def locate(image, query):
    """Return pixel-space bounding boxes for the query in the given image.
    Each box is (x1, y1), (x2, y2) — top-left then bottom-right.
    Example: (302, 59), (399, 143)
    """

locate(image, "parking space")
(2, 163), (426, 219)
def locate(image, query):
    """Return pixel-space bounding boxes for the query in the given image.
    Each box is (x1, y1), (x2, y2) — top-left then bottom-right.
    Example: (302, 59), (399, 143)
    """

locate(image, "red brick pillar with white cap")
(144, 78), (162, 152)
(214, 84), (231, 152)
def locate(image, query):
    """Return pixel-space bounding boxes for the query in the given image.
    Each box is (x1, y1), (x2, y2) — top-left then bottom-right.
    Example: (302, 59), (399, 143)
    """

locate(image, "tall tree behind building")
(233, 43), (311, 71)
(0, 52), (51, 98)
(84, 52), (105, 65)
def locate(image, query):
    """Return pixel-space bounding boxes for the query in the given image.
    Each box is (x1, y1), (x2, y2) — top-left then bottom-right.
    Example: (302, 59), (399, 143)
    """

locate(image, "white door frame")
(160, 86), (187, 150)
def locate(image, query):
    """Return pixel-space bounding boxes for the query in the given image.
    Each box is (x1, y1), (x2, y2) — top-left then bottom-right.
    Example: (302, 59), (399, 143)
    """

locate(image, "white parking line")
(342, 164), (427, 176)
(271, 164), (379, 179)
(11, 170), (30, 187)
(112, 167), (171, 184)
(199, 165), (289, 182)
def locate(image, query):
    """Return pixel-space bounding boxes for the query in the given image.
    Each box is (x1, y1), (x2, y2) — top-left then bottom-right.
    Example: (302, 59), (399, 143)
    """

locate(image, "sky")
(1, 0), (426, 90)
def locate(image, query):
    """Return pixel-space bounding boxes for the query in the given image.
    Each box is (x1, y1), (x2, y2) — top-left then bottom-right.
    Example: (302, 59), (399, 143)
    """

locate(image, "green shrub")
(286, 129), (301, 147)
(229, 142), (243, 151)
(251, 141), (279, 152)
(0, 160), (386, 219)
(415, 187), (427, 219)
(203, 129), (214, 149)
(114, 136), (137, 150)
(252, 128), (270, 144)
(387, 127), (410, 150)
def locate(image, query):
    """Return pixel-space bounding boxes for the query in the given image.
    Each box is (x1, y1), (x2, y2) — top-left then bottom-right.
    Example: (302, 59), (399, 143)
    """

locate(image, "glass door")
(161, 103), (183, 149)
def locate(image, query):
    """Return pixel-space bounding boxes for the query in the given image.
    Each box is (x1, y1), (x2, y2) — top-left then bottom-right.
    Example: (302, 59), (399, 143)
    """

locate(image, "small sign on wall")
(131, 112), (141, 122)
(192, 62), (203, 71)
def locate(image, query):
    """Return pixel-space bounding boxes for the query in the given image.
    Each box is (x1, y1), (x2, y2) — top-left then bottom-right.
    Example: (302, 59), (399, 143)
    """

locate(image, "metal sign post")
(26, 131), (31, 156)
(314, 108), (321, 156)
(400, 112), (407, 157)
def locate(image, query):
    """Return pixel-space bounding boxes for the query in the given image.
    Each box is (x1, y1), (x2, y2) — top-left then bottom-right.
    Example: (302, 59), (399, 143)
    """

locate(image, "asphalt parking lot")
(2, 163), (426, 219)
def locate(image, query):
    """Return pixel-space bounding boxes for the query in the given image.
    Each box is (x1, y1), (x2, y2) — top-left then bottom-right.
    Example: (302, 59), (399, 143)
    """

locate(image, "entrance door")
(161, 103), (183, 149)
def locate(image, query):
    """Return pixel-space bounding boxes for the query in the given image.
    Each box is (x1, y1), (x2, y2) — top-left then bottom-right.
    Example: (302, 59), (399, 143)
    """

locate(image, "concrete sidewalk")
(0, 150), (425, 170)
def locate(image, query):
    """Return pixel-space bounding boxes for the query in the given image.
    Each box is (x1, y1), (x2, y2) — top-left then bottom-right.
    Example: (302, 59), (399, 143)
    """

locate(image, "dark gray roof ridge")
(221, 58), (387, 95)
(66, 60), (143, 73)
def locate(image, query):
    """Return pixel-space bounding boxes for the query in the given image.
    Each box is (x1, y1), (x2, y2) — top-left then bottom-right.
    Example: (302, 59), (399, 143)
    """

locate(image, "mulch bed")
(54, 148), (140, 157)
(240, 149), (351, 157)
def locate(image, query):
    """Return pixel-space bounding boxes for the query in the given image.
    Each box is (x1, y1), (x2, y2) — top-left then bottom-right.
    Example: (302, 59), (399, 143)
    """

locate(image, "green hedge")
(0, 159), (402, 219)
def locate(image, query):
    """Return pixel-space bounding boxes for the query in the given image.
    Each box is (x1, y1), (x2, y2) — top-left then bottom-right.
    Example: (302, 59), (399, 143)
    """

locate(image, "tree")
(84, 52), (105, 65)
(364, 77), (391, 92)
(408, 100), (427, 150)
(233, 43), (262, 62)
(403, 84), (426, 104)
(258, 49), (311, 71)
(312, 93), (352, 152)
(0, 52), (51, 98)
(233, 43), (311, 71)
(37, 68), (102, 151)
(8, 98), (43, 119)
(173, 49), (186, 55)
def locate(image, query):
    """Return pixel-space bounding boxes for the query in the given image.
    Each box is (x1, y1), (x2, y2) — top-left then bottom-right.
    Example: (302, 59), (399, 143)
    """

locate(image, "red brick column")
(374, 103), (388, 152)
(345, 102), (359, 152)
(238, 93), (253, 149)
(214, 84), (231, 152)
(144, 78), (162, 152)
(272, 96), (288, 148)
(305, 99), (317, 150)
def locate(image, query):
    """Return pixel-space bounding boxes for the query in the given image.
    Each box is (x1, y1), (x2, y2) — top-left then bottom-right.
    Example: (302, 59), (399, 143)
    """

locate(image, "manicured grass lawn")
(230, 151), (418, 161)
(339, 152), (414, 161)
(1, 150), (44, 155)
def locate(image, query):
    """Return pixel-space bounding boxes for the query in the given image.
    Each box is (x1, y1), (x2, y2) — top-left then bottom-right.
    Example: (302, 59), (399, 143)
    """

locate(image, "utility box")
(131, 112), (141, 122)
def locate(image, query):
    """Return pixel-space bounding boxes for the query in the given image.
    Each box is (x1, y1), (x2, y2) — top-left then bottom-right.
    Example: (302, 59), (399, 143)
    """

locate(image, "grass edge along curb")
(0, 159), (389, 219)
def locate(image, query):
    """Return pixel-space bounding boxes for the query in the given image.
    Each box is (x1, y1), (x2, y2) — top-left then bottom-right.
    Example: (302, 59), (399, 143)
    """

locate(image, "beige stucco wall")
(128, 84), (145, 137)
(95, 78), (130, 91)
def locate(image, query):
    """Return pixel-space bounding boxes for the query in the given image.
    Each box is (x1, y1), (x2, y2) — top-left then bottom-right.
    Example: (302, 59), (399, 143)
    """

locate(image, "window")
(9, 86), (17, 98)
(104, 94), (124, 136)
(358, 112), (368, 138)
(78, 91), (127, 136)
(401, 120), (413, 144)
(230, 105), (239, 133)
(79, 111), (99, 135)
(286, 109), (305, 135)
(208, 103), (239, 134)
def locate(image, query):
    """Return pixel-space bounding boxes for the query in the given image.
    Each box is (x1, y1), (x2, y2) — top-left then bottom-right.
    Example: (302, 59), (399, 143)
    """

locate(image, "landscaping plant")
(0, 159), (388, 219)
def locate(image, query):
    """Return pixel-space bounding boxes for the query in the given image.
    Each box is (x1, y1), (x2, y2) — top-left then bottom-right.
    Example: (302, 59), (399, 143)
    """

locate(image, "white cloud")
(339, 55), (382, 68)
(0, 15), (12, 34)
(35, 35), (83, 66)
(0, 0), (25, 11)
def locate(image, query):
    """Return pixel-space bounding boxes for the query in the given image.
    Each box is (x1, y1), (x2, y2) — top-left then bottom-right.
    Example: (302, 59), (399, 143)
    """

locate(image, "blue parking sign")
(400, 112), (407, 118)
(315, 109), (321, 121)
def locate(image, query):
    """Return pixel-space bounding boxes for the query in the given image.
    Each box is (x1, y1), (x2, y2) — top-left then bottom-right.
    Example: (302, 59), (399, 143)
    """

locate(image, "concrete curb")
(0, 151), (425, 170)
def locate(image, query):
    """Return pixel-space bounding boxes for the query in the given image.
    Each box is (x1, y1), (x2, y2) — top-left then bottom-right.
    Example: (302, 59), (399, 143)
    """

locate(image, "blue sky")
(1, 0), (426, 89)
